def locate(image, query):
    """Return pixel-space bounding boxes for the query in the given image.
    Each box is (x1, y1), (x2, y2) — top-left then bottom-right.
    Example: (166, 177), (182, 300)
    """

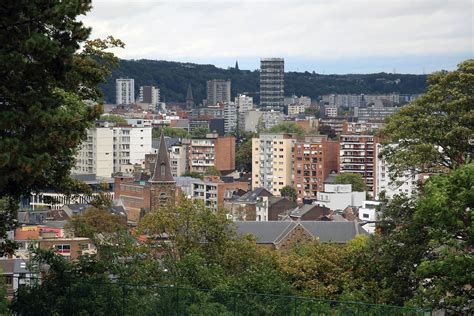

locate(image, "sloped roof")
(234, 221), (368, 244)
(236, 187), (272, 203)
(150, 132), (175, 183)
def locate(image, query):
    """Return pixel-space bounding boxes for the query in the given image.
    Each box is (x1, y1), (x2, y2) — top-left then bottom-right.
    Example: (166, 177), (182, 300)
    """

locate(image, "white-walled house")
(358, 200), (382, 234)
(315, 184), (365, 211)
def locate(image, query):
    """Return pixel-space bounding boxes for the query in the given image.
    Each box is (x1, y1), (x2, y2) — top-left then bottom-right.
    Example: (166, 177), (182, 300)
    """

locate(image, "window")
(55, 244), (71, 254)
(362, 214), (369, 219)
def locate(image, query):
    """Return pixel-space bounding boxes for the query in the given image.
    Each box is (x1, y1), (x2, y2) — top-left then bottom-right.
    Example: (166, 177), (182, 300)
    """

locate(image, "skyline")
(82, 0), (473, 74)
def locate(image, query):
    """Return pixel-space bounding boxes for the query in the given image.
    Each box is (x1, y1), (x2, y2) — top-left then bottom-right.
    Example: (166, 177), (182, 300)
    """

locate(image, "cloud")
(81, 0), (473, 68)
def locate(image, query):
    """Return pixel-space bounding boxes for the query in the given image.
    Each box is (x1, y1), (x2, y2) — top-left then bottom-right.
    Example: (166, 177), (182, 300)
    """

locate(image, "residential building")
(319, 118), (348, 136)
(187, 134), (236, 173)
(235, 94), (254, 113)
(324, 105), (338, 118)
(261, 111), (285, 129)
(354, 106), (400, 122)
(358, 200), (381, 234)
(206, 79), (231, 106)
(260, 58), (284, 111)
(293, 136), (340, 203)
(288, 103), (307, 116)
(235, 221), (369, 250)
(223, 102), (237, 134)
(345, 121), (385, 135)
(374, 143), (419, 199)
(315, 183), (366, 211)
(363, 94), (400, 106)
(255, 196), (297, 221)
(224, 187), (273, 220)
(139, 86), (160, 109)
(113, 125), (153, 173)
(116, 78), (135, 105)
(339, 134), (375, 195)
(252, 133), (295, 196)
(283, 204), (332, 221)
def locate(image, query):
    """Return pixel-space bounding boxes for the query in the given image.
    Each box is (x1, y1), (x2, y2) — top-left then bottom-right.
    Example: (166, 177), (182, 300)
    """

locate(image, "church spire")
(186, 84), (194, 110)
(235, 60), (239, 71)
(150, 132), (174, 183)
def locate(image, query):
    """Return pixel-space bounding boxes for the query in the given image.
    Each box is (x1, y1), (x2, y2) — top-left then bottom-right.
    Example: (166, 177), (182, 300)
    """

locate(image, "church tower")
(149, 132), (176, 210)
(185, 84), (195, 110)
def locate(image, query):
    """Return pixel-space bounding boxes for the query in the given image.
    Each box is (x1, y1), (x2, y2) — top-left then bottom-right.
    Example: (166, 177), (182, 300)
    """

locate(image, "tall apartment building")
(74, 126), (114, 178)
(235, 94), (253, 112)
(187, 134), (236, 173)
(293, 136), (339, 203)
(169, 142), (188, 177)
(374, 143), (419, 199)
(339, 135), (375, 196)
(206, 79), (231, 106)
(73, 122), (152, 177)
(139, 86), (160, 108)
(116, 78), (135, 105)
(223, 102), (237, 134)
(252, 133), (295, 196)
(260, 58), (284, 111)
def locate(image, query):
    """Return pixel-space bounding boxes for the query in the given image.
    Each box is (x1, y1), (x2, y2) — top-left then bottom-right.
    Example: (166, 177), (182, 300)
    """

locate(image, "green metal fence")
(18, 280), (432, 315)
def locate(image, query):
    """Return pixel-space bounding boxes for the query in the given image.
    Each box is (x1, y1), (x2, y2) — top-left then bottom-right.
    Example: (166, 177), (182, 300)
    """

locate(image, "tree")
(153, 126), (190, 139)
(236, 138), (252, 172)
(379, 60), (474, 178)
(0, 2), (123, 253)
(304, 107), (320, 118)
(65, 206), (127, 239)
(266, 122), (305, 138)
(334, 173), (367, 192)
(0, 266), (7, 315)
(205, 166), (221, 176)
(100, 114), (127, 125)
(280, 186), (297, 201)
(182, 171), (204, 179)
(191, 127), (211, 138)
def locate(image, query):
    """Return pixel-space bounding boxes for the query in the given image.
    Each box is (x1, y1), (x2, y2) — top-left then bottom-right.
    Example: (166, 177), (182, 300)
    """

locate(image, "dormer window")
(161, 162), (165, 177)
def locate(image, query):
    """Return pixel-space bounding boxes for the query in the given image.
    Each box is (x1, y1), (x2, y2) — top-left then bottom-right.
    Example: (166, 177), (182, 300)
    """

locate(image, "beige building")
(252, 133), (295, 196)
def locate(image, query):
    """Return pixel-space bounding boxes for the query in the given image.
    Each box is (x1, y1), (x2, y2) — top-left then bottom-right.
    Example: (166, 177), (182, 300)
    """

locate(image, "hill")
(101, 59), (428, 104)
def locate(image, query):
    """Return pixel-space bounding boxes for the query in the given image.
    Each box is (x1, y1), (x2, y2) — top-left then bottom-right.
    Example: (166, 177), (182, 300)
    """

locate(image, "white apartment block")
(235, 94), (254, 113)
(116, 78), (135, 105)
(139, 86), (160, 109)
(325, 105), (338, 118)
(374, 143), (419, 199)
(316, 184), (365, 211)
(169, 143), (188, 177)
(74, 123), (152, 177)
(358, 200), (381, 234)
(288, 103), (306, 116)
(252, 134), (295, 196)
(74, 126), (114, 177)
(224, 102), (237, 134)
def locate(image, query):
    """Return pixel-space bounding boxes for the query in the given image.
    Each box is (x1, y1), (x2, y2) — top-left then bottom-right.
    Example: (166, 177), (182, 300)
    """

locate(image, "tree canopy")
(334, 173), (367, 192)
(0, 2), (123, 253)
(266, 121), (305, 138)
(379, 60), (474, 177)
(100, 114), (127, 125)
(280, 185), (297, 201)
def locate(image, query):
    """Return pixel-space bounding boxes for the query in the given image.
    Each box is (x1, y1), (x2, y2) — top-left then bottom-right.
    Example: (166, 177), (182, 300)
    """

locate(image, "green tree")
(0, 266), (7, 315)
(304, 107), (320, 118)
(280, 185), (297, 201)
(100, 114), (127, 124)
(379, 60), (474, 178)
(153, 126), (190, 138)
(65, 206), (127, 239)
(266, 122), (305, 138)
(236, 138), (252, 172)
(182, 171), (204, 179)
(191, 127), (211, 138)
(334, 173), (367, 192)
(205, 166), (221, 176)
(0, 2), (123, 253)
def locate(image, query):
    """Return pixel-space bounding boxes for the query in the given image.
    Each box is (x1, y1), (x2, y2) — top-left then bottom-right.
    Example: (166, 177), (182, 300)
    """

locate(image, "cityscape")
(0, 1), (472, 315)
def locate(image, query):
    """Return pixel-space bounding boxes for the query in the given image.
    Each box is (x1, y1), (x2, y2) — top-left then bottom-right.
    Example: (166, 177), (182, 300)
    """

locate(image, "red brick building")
(293, 135), (339, 203)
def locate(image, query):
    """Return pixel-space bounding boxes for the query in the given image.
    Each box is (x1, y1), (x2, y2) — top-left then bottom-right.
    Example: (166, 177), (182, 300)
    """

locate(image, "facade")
(235, 94), (253, 113)
(339, 134), (375, 196)
(187, 134), (236, 173)
(358, 200), (381, 234)
(324, 105), (338, 118)
(288, 103), (307, 116)
(169, 142), (188, 177)
(206, 79), (231, 106)
(316, 184), (366, 211)
(354, 106), (400, 122)
(293, 136), (340, 203)
(255, 196), (297, 221)
(374, 143), (419, 199)
(139, 86), (160, 109)
(252, 133), (295, 196)
(116, 78), (135, 105)
(149, 133), (176, 211)
(223, 102), (237, 134)
(73, 122), (152, 178)
(260, 58), (284, 111)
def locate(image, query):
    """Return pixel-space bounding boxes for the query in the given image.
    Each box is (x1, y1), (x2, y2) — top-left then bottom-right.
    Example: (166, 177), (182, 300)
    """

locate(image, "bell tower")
(149, 132), (176, 210)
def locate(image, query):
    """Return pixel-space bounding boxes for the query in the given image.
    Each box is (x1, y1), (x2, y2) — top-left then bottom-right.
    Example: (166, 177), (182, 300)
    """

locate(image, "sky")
(82, 0), (474, 74)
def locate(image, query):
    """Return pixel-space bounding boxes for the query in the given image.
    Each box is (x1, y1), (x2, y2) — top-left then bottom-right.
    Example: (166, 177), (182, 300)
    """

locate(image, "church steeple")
(149, 132), (176, 210)
(186, 84), (194, 110)
(235, 60), (239, 71)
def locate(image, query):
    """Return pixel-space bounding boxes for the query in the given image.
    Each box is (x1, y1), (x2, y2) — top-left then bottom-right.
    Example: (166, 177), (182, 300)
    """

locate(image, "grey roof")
(324, 173), (338, 184)
(236, 187), (271, 203)
(234, 221), (368, 244)
(152, 137), (181, 149)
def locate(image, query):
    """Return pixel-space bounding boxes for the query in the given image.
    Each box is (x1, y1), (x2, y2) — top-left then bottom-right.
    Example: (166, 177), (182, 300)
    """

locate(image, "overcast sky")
(82, 0), (473, 74)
